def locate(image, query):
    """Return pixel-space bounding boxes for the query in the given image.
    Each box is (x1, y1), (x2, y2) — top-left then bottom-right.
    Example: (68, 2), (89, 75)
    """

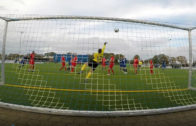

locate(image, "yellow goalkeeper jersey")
(93, 44), (106, 63)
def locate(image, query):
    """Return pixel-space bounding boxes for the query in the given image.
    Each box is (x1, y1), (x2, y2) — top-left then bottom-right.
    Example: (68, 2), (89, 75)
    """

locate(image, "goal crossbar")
(0, 16), (192, 31)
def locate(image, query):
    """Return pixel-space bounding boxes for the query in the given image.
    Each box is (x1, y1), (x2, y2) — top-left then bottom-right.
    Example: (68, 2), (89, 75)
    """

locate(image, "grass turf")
(0, 63), (196, 111)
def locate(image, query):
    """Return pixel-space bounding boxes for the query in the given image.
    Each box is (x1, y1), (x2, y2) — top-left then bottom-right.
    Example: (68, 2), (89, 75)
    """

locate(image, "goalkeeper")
(78, 42), (107, 80)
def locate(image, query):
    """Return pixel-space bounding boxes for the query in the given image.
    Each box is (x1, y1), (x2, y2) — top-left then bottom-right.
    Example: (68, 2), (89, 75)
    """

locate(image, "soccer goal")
(0, 15), (196, 116)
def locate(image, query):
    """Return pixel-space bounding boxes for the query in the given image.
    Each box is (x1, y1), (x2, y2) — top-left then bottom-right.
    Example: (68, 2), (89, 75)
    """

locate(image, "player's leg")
(71, 66), (74, 72)
(59, 63), (65, 71)
(134, 64), (137, 74)
(111, 68), (114, 74)
(150, 67), (153, 74)
(28, 60), (31, 71)
(108, 64), (113, 75)
(86, 69), (92, 79)
(78, 62), (88, 74)
(30, 64), (34, 71)
(32, 64), (34, 70)
(111, 65), (114, 74)
(32, 61), (35, 70)
(85, 61), (98, 80)
(123, 67), (127, 74)
(68, 62), (71, 71)
(135, 67), (137, 74)
(59, 66), (63, 71)
(71, 64), (76, 72)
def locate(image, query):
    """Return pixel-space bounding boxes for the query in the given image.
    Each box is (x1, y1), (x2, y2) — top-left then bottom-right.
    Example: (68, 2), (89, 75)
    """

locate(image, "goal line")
(5, 83), (188, 93)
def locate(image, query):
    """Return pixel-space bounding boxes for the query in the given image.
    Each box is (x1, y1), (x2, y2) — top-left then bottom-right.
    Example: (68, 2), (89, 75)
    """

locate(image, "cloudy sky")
(0, 0), (196, 26)
(0, 0), (196, 60)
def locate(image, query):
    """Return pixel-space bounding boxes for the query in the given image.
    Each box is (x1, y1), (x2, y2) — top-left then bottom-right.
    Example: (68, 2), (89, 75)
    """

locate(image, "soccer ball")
(114, 28), (119, 33)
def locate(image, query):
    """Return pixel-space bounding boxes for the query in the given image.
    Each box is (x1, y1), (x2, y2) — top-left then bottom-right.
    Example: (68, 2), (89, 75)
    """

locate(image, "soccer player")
(150, 60), (154, 74)
(138, 60), (143, 71)
(19, 57), (25, 69)
(71, 54), (78, 72)
(67, 55), (72, 71)
(162, 60), (166, 70)
(108, 54), (115, 75)
(59, 55), (67, 71)
(29, 51), (35, 71)
(133, 57), (139, 74)
(119, 56), (127, 74)
(102, 57), (106, 70)
(78, 42), (107, 81)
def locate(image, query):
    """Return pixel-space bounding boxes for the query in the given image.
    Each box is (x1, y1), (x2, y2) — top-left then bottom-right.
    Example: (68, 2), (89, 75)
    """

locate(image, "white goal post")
(0, 15), (196, 116)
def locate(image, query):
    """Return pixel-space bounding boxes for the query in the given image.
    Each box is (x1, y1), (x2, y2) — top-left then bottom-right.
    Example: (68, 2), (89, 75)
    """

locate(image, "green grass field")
(0, 63), (196, 111)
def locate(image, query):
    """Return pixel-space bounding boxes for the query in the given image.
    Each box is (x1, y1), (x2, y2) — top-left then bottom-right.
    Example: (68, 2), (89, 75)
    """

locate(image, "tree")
(104, 53), (114, 59)
(7, 53), (20, 60)
(152, 55), (159, 64)
(133, 55), (140, 60)
(176, 56), (188, 66)
(158, 54), (169, 65)
(151, 54), (169, 67)
(169, 57), (177, 64)
(114, 54), (124, 64)
(44, 52), (56, 57)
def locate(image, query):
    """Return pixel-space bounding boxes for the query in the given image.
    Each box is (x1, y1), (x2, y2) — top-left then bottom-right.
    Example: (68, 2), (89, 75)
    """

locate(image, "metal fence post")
(0, 21), (8, 85)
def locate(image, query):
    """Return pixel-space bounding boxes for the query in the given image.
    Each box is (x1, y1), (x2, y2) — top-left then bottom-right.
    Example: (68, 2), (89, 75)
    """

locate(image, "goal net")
(0, 15), (196, 114)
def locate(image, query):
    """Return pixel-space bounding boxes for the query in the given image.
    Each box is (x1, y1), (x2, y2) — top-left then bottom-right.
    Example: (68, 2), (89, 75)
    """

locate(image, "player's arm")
(101, 42), (107, 55)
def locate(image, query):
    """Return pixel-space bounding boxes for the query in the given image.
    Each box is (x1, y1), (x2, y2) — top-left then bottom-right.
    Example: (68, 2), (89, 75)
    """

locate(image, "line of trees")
(142, 54), (188, 67)
(0, 52), (193, 67)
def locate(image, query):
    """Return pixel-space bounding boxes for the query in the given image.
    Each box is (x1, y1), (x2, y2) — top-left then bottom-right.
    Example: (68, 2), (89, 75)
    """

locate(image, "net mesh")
(0, 16), (196, 111)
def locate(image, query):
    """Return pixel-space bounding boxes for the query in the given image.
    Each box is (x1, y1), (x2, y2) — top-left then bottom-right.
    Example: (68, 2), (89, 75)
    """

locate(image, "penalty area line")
(4, 84), (188, 93)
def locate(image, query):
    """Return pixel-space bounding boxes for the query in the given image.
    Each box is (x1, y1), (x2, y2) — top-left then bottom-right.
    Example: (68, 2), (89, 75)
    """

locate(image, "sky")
(0, 0), (196, 61)
(0, 0), (196, 26)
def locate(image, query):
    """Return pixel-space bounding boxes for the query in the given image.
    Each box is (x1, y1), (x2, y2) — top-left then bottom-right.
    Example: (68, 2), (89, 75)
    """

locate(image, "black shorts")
(88, 60), (99, 71)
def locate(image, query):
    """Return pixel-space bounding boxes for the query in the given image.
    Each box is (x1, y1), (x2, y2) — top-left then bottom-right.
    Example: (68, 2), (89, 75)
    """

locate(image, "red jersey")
(110, 56), (115, 65)
(133, 58), (139, 68)
(73, 56), (77, 63)
(102, 58), (106, 65)
(71, 56), (77, 66)
(61, 56), (65, 62)
(150, 60), (153, 68)
(134, 59), (139, 65)
(61, 56), (66, 66)
(29, 53), (35, 65)
(30, 53), (35, 60)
